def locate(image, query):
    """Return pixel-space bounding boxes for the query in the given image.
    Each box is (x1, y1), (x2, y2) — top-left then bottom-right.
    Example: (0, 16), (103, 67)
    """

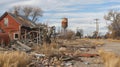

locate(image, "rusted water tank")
(0, 33), (10, 46)
(62, 18), (68, 29)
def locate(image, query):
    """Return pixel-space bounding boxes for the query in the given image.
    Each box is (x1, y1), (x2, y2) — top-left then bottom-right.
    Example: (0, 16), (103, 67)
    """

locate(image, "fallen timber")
(16, 41), (32, 51)
(10, 41), (32, 52)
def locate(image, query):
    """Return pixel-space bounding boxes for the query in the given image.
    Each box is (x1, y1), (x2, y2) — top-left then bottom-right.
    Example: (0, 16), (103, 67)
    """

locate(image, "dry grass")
(0, 51), (31, 67)
(32, 39), (104, 57)
(32, 43), (60, 56)
(75, 39), (105, 46)
(92, 41), (104, 46)
(88, 39), (105, 46)
(62, 39), (92, 46)
(98, 49), (120, 67)
(107, 39), (120, 42)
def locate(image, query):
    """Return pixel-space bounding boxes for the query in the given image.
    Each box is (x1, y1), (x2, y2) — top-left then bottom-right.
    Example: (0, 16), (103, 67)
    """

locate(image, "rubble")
(0, 39), (105, 67)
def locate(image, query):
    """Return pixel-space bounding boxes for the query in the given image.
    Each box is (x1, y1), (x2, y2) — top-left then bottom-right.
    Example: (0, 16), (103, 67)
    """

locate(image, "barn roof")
(0, 12), (36, 28)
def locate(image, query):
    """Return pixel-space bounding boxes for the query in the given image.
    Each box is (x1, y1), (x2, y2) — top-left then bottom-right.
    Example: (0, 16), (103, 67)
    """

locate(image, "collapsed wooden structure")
(0, 12), (56, 45)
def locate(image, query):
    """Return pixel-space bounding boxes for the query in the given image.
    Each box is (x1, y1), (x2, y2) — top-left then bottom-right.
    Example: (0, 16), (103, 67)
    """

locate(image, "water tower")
(61, 18), (68, 36)
(62, 18), (68, 29)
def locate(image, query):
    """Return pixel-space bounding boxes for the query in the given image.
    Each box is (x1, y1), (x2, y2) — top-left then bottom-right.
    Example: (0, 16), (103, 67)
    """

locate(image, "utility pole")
(94, 18), (99, 33)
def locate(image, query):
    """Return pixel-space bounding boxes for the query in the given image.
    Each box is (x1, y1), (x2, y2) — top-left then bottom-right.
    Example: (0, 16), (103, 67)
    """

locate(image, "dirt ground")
(67, 39), (120, 67)
(100, 39), (120, 55)
(0, 39), (120, 67)
(88, 39), (120, 54)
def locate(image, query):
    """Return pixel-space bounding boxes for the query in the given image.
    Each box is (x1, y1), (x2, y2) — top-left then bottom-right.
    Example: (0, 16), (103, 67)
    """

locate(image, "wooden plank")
(16, 41), (31, 51)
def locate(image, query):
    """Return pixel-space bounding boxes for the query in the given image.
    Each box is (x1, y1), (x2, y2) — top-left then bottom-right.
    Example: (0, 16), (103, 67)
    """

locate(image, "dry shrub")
(66, 30), (75, 39)
(98, 49), (120, 67)
(59, 47), (67, 52)
(111, 31), (120, 39)
(59, 29), (75, 40)
(73, 50), (81, 55)
(0, 51), (31, 67)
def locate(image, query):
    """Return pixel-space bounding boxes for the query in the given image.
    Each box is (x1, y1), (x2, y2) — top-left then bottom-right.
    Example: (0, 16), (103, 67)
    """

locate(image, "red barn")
(0, 12), (36, 40)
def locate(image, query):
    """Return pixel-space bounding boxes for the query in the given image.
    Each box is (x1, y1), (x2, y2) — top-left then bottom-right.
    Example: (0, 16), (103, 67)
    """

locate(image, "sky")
(0, 0), (120, 36)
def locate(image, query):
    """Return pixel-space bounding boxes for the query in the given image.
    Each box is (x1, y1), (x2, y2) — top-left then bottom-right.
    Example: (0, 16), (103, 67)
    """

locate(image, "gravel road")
(100, 39), (120, 55)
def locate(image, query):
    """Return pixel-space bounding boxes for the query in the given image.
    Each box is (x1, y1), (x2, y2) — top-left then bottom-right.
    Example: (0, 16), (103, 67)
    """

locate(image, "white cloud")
(7, 0), (108, 11)
(0, 0), (119, 35)
(107, 0), (120, 2)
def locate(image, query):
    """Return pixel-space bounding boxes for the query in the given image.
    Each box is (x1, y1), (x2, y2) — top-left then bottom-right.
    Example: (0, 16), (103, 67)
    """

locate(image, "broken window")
(14, 33), (19, 39)
(4, 18), (8, 26)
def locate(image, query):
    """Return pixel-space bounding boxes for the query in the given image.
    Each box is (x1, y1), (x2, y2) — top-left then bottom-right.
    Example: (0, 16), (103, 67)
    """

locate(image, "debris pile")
(0, 39), (104, 67)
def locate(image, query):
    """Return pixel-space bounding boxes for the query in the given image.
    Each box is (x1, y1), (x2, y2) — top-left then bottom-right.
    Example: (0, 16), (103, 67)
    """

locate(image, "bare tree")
(104, 10), (120, 38)
(23, 6), (33, 18)
(10, 5), (43, 23)
(104, 10), (120, 30)
(76, 29), (83, 38)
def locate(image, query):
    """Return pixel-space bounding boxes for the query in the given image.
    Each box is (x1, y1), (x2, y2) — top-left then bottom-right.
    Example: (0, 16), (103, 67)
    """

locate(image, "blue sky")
(0, 0), (120, 35)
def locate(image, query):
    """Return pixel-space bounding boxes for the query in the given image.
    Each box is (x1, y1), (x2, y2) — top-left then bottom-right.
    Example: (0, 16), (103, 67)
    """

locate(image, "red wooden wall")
(0, 13), (20, 40)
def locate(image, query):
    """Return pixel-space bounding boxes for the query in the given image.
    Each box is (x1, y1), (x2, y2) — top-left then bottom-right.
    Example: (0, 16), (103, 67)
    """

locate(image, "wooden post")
(25, 29), (27, 42)
(19, 26), (21, 40)
(39, 27), (41, 45)
(37, 32), (39, 45)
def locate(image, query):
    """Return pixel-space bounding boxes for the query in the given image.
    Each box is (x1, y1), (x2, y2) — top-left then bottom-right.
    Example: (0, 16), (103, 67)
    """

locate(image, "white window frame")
(14, 33), (19, 40)
(4, 18), (8, 26)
